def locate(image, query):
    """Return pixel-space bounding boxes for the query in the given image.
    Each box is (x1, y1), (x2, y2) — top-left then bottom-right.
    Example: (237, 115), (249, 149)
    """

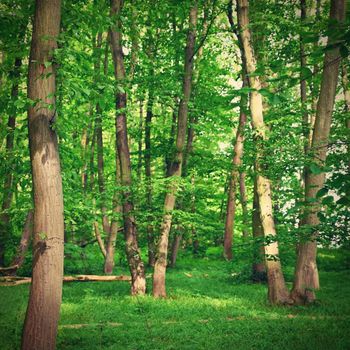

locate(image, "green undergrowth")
(0, 248), (349, 350)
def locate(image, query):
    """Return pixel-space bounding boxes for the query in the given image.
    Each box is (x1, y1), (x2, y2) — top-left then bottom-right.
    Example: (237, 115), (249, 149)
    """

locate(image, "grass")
(0, 248), (350, 349)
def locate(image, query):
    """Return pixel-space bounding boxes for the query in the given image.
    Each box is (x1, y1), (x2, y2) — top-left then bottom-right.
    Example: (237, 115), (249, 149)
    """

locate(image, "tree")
(109, 0), (146, 295)
(153, 1), (198, 298)
(236, 0), (290, 304)
(21, 0), (64, 348)
(291, 0), (346, 304)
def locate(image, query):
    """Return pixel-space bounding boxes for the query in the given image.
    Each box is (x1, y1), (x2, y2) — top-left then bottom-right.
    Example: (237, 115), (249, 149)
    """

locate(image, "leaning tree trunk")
(0, 57), (22, 266)
(0, 210), (33, 276)
(223, 76), (248, 260)
(237, 0), (290, 304)
(21, 1), (64, 349)
(109, 0), (146, 295)
(153, 2), (197, 298)
(291, 0), (346, 304)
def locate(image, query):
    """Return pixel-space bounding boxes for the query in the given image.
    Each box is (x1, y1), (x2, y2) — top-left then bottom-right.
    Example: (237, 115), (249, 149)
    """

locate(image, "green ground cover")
(1, 248), (349, 350)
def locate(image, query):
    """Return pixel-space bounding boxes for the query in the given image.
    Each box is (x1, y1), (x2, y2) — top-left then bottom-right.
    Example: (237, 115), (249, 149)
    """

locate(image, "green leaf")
(316, 187), (328, 198)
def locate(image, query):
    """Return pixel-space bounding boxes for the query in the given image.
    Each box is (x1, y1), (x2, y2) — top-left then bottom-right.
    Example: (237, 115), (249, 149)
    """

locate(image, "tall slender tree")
(237, 0), (291, 304)
(109, 0), (146, 295)
(153, 1), (198, 298)
(291, 0), (346, 304)
(21, 0), (64, 348)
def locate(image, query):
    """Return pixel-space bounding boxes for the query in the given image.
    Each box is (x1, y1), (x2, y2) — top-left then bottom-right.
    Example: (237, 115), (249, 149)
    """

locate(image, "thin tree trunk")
(252, 179), (266, 282)
(223, 76), (248, 260)
(94, 221), (106, 258)
(239, 172), (249, 238)
(21, 1), (64, 348)
(0, 210), (33, 276)
(153, 2), (197, 298)
(170, 230), (182, 268)
(0, 57), (22, 266)
(237, 0), (290, 304)
(137, 99), (143, 181)
(94, 33), (110, 235)
(110, 0), (146, 295)
(104, 153), (122, 274)
(145, 86), (155, 266)
(291, 0), (346, 304)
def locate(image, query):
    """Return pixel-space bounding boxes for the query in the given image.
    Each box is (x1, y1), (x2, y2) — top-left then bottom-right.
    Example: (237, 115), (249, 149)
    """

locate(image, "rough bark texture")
(0, 57), (22, 266)
(223, 77), (248, 260)
(110, 0), (146, 295)
(153, 2), (197, 298)
(21, 1), (64, 349)
(291, 0), (346, 304)
(237, 0), (290, 304)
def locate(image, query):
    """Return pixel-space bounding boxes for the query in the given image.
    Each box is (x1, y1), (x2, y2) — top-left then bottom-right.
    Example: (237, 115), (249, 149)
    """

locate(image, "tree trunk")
(223, 76), (248, 260)
(252, 179), (266, 282)
(137, 99), (143, 181)
(170, 231), (182, 268)
(110, 0), (146, 295)
(21, 1), (64, 348)
(94, 33), (110, 236)
(104, 153), (122, 274)
(0, 57), (22, 266)
(237, 0), (290, 304)
(0, 210), (33, 276)
(145, 86), (155, 266)
(239, 172), (249, 238)
(153, 2), (197, 298)
(291, 0), (346, 304)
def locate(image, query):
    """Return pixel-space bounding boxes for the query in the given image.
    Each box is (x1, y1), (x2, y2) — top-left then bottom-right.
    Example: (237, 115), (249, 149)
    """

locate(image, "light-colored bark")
(291, 0), (346, 304)
(237, 0), (290, 304)
(110, 0), (146, 295)
(21, 0), (64, 348)
(153, 2), (198, 297)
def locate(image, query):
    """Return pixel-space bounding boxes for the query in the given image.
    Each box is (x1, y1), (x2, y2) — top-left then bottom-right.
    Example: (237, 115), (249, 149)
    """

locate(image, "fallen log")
(0, 274), (131, 286)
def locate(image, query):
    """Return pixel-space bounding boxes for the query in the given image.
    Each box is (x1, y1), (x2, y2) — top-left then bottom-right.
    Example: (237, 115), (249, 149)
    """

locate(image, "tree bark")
(153, 2), (197, 298)
(291, 0), (346, 304)
(237, 0), (290, 304)
(110, 0), (146, 295)
(223, 76), (248, 260)
(252, 179), (266, 282)
(21, 1), (64, 348)
(0, 57), (22, 266)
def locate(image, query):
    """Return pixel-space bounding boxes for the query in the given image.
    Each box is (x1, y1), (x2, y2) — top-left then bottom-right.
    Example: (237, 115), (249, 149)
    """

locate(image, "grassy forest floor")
(0, 247), (350, 350)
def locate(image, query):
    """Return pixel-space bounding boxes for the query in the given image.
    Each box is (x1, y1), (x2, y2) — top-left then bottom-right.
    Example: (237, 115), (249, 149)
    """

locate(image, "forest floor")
(0, 248), (349, 350)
